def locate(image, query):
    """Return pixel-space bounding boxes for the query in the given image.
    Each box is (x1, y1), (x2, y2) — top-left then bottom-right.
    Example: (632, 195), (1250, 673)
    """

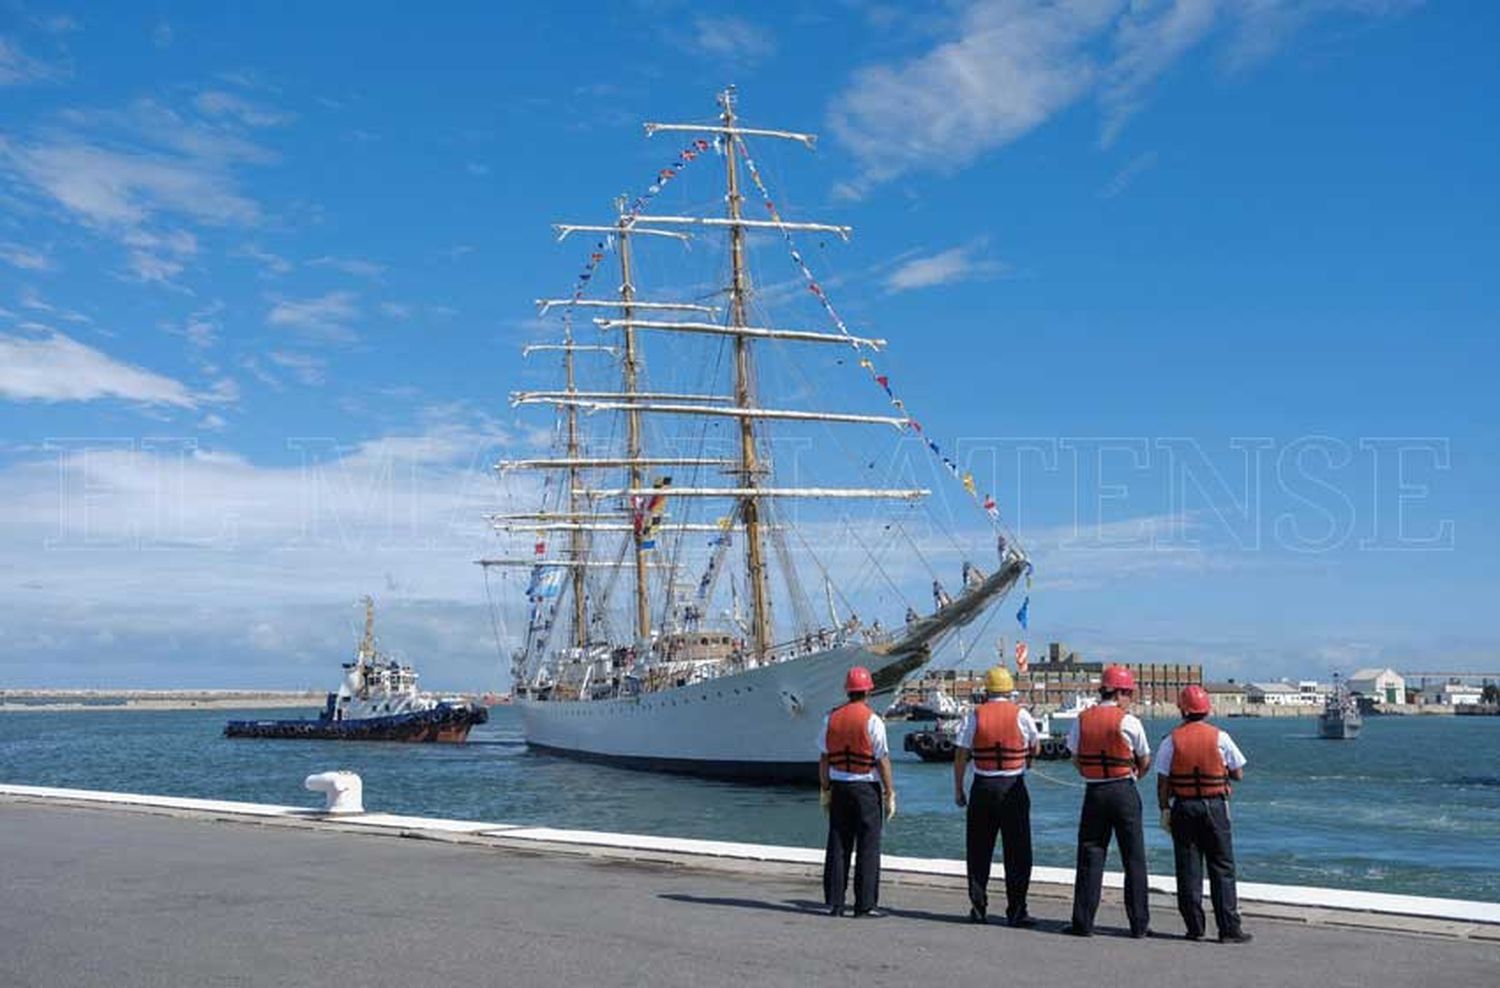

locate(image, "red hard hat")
(1178, 684), (1212, 715)
(845, 666), (875, 693)
(1101, 664), (1136, 692)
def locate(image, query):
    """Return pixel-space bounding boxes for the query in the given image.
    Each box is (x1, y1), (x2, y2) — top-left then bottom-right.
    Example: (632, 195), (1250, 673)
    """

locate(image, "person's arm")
(1025, 711), (1042, 757)
(1156, 774), (1171, 811)
(1128, 715), (1151, 777)
(879, 755), (896, 818)
(953, 748), (969, 806)
(819, 752), (831, 791)
(1222, 731), (1246, 782)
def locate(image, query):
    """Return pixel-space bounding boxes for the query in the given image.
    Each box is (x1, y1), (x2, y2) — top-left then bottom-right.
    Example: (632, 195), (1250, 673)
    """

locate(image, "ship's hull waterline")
(519, 643), (927, 783)
(225, 703), (489, 743)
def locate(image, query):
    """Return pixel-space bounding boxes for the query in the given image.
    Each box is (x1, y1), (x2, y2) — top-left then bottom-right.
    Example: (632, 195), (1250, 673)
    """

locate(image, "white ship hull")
(520, 643), (927, 783)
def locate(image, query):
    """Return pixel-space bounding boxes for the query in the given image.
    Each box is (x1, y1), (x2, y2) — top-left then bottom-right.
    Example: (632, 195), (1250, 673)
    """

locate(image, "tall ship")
(484, 89), (1029, 782)
(1318, 673), (1362, 740)
(225, 597), (488, 743)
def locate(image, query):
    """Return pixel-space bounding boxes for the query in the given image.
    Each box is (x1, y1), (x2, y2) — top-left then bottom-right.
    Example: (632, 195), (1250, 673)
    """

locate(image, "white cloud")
(379, 301), (413, 320)
(884, 243), (1008, 293)
(0, 414), (525, 686)
(0, 242), (52, 271)
(2, 138), (263, 228)
(309, 255), (385, 279)
(267, 291), (360, 342)
(268, 350), (326, 385)
(236, 242), (292, 276)
(0, 330), (198, 406)
(830, 0), (1418, 195)
(152, 21), (174, 48)
(193, 89), (295, 128)
(691, 15), (776, 64)
(0, 37), (63, 85)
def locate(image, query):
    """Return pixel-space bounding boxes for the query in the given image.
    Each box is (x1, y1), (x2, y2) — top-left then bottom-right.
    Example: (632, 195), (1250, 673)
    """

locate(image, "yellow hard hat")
(984, 666), (1015, 694)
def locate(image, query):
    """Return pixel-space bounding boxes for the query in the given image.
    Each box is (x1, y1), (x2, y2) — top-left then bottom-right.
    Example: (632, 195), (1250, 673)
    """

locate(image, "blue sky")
(1, 1), (1496, 689)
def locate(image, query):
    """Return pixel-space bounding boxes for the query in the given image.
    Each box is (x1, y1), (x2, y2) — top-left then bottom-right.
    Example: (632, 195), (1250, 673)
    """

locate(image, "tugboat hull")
(225, 703), (487, 743)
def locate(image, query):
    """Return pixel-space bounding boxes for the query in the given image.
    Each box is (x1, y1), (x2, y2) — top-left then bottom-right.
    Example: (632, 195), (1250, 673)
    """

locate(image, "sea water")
(2, 706), (1497, 903)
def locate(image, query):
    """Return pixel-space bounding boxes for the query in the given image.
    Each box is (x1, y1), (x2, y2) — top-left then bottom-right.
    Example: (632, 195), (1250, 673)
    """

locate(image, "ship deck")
(3, 794), (1496, 987)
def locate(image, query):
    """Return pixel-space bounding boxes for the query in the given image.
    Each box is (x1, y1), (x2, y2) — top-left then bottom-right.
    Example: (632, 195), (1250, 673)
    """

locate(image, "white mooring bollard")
(304, 771), (364, 814)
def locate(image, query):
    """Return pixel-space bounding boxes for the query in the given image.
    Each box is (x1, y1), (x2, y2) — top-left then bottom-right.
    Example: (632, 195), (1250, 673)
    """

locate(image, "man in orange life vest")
(1156, 685), (1252, 943)
(954, 665), (1040, 926)
(819, 666), (896, 918)
(1063, 664), (1153, 938)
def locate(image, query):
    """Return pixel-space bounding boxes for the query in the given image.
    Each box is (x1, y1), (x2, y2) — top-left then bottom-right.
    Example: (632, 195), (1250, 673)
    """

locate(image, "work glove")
(820, 788), (831, 814)
(1159, 808), (1173, 834)
(884, 790), (897, 821)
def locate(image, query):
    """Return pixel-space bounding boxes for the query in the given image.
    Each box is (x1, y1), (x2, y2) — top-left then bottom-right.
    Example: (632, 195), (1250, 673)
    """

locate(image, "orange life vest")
(826, 701), (877, 774)
(970, 701), (1029, 772)
(1075, 705), (1136, 780)
(1167, 720), (1231, 799)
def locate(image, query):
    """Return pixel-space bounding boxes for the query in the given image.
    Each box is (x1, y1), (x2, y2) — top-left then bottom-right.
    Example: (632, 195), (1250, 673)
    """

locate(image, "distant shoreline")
(0, 691), (324, 714)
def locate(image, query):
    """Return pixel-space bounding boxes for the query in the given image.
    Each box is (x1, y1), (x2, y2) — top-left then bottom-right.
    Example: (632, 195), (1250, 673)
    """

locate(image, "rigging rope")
(736, 135), (1018, 543)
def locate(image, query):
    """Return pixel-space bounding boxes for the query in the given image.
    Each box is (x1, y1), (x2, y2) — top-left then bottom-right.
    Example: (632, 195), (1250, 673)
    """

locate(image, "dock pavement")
(2, 791), (1496, 987)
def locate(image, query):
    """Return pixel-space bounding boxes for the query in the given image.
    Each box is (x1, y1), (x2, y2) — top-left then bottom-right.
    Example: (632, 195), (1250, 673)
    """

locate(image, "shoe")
(853, 908), (886, 919)
(1219, 930), (1254, 944)
(969, 906), (987, 924)
(1130, 928), (1151, 939)
(1185, 930), (1204, 941)
(1006, 914), (1038, 929)
(827, 905), (844, 918)
(1060, 924), (1092, 937)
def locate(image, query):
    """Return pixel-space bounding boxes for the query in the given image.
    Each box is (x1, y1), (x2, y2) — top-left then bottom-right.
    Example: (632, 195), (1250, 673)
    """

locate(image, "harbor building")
(1417, 680), (1484, 707)
(1348, 667), (1407, 706)
(895, 642), (1202, 715)
(1246, 681), (1314, 706)
(1203, 681), (1247, 714)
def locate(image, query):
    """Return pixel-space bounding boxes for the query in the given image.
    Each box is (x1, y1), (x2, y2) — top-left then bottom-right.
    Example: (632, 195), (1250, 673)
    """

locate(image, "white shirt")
(955, 699), (1040, 777)
(1154, 726), (1247, 781)
(1065, 701), (1150, 783)
(818, 709), (889, 783)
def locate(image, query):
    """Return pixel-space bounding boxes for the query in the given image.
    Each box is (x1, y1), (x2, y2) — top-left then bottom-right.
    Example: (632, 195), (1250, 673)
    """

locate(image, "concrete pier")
(2, 790), (1496, 987)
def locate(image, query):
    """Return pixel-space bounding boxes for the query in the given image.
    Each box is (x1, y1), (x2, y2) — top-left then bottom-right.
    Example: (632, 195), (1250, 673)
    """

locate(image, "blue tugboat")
(225, 597), (488, 743)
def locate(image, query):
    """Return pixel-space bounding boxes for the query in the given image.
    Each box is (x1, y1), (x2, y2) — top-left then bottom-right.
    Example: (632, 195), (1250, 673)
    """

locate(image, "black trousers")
(824, 780), (883, 913)
(965, 774), (1032, 919)
(1170, 797), (1243, 938)
(1070, 778), (1150, 935)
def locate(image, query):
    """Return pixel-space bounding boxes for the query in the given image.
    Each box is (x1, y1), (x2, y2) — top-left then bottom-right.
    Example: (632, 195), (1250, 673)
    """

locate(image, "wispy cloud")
(0, 330), (199, 406)
(0, 242), (53, 271)
(1098, 149), (1160, 200)
(0, 37), (65, 86)
(235, 242), (292, 276)
(152, 21), (174, 48)
(193, 89), (295, 128)
(885, 241), (1008, 293)
(267, 349), (326, 385)
(689, 15), (776, 66)
(309, 255), (385, 279)
(267, 291), (360, 342)
(830, 0), (1418, 196)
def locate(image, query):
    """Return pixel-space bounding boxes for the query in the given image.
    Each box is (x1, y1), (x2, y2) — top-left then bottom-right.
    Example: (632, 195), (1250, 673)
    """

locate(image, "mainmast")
(617, 204), (652, 648)
(720, 86), (774, 659)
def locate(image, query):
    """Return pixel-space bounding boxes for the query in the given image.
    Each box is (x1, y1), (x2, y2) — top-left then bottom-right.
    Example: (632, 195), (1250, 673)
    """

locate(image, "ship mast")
(617, 204), (652, 648)
(358, 595), (376, 662)
(720, 86), (774, 660)
(561, 319), (588, 649)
